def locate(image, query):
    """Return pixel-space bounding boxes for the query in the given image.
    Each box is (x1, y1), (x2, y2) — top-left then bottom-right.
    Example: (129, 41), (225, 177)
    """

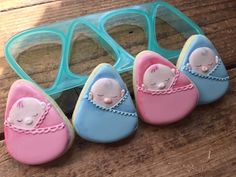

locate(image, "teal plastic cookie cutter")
(4, 1), (204, 96)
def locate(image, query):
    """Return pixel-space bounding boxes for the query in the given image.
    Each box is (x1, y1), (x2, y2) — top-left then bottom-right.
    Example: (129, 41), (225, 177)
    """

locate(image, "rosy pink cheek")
(99, 97), (104, 101)
(113, 98), (119, 103)
(94, 96), (104, 102)
(94, 96), (100, 99)
(194, 67), (201, 71)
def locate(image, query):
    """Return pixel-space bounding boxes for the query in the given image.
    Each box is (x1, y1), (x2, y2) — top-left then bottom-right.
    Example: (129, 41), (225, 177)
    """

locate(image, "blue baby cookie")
(72, 64), (138, 143)
(177, 35), (229, 105)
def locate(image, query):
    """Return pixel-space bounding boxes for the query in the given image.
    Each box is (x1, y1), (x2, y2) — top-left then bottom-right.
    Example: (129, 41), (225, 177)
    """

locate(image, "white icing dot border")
(183, 61), (229, 81)
(137, 84), (194, 95)
(4, 102), (66, 134)
(86, 92), (137, 117)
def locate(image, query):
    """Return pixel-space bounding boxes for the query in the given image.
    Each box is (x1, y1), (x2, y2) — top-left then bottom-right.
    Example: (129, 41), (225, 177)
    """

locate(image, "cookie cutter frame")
(4, 1), (204, 95)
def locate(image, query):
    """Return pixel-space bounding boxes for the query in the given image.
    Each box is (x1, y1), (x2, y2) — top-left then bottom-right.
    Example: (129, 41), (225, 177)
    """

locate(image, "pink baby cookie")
(133, 51), (199, 125)
(4, 80), (74, 165)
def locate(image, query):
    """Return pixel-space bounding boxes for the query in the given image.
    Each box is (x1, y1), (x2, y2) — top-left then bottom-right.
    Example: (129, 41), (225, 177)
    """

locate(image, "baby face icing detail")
(7, 98), (46, 130)
(188, 47), (219, 75)
(89, 78), (125, 108)
(143, 64), (175, 91)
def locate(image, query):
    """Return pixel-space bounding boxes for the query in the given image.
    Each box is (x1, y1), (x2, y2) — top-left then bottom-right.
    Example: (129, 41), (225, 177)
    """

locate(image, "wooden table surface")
(0, 0), (236, 176)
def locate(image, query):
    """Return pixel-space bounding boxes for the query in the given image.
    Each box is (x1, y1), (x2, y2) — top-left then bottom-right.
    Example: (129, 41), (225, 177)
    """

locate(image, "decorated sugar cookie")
(177, 35), (229, 104)
(4, 80), (74, 165)
(72, 64), (138, 143)
(133, 50), (199, 125)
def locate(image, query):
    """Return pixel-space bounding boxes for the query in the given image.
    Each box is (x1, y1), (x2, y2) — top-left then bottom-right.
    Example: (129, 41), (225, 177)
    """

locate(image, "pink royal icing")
(134, 51), (199, 125)
(4, 80), (72, 165)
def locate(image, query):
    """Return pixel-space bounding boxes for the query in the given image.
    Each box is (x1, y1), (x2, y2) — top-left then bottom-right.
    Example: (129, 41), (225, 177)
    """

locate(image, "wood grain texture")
(0, 68), (235, 176)
(0, 0), (236, 133)
(0, 0), (236, 176)
(0, 0), (59, 12)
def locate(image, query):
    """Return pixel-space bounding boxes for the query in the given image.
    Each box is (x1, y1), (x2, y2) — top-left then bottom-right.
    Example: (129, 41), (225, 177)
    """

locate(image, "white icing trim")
(137, 84), (194, 95)
(4, 121), (65, 134)
(86, 92), (137, 117)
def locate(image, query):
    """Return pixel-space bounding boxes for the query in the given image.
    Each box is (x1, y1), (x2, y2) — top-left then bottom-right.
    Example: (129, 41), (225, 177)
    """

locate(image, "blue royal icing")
(179, 35), (229, 104)
(74, 64), (138, 143)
